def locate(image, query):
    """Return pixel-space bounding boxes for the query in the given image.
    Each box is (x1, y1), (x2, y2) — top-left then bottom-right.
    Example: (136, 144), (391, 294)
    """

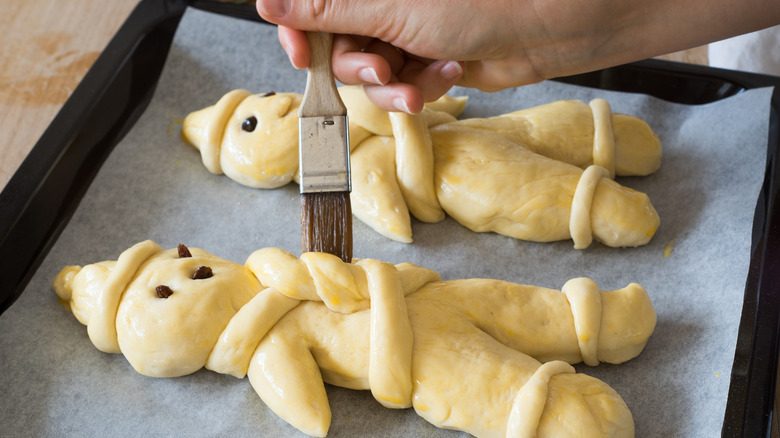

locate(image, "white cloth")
(708, 25), (780, 76)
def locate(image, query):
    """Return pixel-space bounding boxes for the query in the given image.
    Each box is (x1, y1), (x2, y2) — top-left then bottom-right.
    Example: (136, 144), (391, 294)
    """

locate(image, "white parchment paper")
(0, 7), (775, 437)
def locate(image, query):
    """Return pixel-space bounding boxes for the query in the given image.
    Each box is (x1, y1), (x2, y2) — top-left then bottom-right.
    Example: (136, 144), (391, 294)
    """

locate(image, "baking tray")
(0, 0), (778, 436)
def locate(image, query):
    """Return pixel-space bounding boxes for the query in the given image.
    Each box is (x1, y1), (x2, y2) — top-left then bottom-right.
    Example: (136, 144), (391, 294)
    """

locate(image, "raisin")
(156, 285), (174, 298)
(193, 266), (213, 280)
(177, 244), (192, 258)
(242, 116), (257, 132)
(261, 91), (276, 97)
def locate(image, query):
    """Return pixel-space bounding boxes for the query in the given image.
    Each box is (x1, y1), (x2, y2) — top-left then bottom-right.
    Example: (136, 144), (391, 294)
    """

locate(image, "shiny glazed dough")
(54, 241), (262, 377)
(54, 241), (656, 437)
(431, 125), (660, 247)
(350, 136), (413, 243)
(450, 98), (661, 176)
(181, 87), (662, 248)
(182, 91), (302, 188)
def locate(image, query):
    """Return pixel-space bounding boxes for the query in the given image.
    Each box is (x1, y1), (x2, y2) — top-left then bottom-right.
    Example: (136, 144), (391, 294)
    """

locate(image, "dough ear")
(181, 89), (252, 174)
(268, 94), (293, 117)
(248, 334), (331, 438)
(423, 94), (468, 117)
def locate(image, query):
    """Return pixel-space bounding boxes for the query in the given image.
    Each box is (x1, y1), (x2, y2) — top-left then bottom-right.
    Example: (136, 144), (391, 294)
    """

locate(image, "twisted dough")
(181, 87), (661, 248)
(54, 241), (655, 437)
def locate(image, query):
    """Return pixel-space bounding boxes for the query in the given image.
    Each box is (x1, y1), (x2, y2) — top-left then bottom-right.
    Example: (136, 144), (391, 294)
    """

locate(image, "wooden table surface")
(2, 0), (774, 436)
(0, 0), (140, 191)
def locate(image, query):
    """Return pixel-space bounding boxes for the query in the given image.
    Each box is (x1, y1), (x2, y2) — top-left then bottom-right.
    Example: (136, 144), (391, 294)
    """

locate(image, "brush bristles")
(301, 192), (353, 262)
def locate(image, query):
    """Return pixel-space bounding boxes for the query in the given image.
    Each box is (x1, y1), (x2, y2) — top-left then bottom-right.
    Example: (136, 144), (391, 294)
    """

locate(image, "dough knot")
(562, 277), (602, 366)
(569, 164), (610, 249)
(245, 247), (440, 313)
(241, 249), (419, 408)
(507, 360), (576, 437)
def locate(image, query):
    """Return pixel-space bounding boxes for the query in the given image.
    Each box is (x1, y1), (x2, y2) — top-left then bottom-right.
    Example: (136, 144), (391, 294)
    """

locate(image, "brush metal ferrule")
(298, 115), (351, 194)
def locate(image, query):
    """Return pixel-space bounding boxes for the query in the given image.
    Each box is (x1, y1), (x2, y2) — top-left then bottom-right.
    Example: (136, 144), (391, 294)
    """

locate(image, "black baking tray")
(1, 0), (778, 436)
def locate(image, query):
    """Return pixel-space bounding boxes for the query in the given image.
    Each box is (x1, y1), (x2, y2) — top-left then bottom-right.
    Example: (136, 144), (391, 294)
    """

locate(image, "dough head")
(54, 242), (263, 377)
(182, 91), (302, 188)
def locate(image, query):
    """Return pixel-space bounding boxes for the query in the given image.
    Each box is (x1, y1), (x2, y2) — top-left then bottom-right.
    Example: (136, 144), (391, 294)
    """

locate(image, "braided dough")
(182, 87), (661, 248)
(54, 241), (656, 437)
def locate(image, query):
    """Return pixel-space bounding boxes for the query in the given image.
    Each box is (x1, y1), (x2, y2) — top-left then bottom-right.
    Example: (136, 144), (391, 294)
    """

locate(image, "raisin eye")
(156, 285), (174, 299)
(177, 244), (192, 258)
(242, 116), (258, 132)
(192, 266), (213, 280)
(261, 91), (276, 97)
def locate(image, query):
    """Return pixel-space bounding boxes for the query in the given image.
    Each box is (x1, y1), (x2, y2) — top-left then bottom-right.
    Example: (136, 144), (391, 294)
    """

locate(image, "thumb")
(256, 0), (293, 22)
(257, 0), (393, 37)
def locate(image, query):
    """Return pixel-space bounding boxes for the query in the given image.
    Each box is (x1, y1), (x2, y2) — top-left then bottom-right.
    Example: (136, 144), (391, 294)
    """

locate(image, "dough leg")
(248, 332), (331, 437)
(408, 314), (634, 438)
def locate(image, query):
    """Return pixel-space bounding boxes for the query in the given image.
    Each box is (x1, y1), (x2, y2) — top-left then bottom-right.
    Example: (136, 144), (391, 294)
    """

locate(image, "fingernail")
(258, 0), (291, 18)
(393, 97), (413, 114)
(438, 61), (463, 80)
(358, 67), (384, 85)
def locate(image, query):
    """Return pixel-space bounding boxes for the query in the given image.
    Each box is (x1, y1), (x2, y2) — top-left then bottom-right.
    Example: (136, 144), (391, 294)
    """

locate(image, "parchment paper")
(0, 7), (775, 437)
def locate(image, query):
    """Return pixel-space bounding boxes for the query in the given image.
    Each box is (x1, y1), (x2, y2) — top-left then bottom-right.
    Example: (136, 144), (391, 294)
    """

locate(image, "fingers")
(363, 83), (423, 114)
(260, 0), (537, 101)
(264, 1), (464, 114)
(361, 60), (462, 114)
(258, 0), (389, 36)
(332, 34), (463, 113)
(277, 28), (401, 86)
(277, 25), (309, 69)
(277, 30), (463, 113)
(331, 35), (395, 86)
(398, 60), (463, 102)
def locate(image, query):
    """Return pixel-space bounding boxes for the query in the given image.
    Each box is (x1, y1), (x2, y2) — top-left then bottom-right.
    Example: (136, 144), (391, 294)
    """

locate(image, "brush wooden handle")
(299, 32), (347, 117)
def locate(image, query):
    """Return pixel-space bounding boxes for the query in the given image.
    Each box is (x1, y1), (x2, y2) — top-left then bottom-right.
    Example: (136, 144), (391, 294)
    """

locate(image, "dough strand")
(570, 165), (610, 249)
(562, 277), (603, 366)
(507, 360), (576, 438)
(590, 98), (616, 178)
(361, 258), (414, 408)
(86, 240), (163, 353)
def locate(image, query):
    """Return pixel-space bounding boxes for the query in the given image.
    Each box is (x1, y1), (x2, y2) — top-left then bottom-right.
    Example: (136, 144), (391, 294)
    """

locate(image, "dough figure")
(182, 87), (661, 248)
(54, 241), (656, 437)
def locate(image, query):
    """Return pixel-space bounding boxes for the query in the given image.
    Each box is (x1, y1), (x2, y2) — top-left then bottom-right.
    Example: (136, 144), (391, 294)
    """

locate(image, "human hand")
(256, 0), (560, 113)
(256, 0), (780, 114)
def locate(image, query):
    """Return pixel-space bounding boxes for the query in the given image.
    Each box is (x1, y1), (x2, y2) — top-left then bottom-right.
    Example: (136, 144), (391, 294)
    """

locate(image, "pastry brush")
(298, 32), (353, 263)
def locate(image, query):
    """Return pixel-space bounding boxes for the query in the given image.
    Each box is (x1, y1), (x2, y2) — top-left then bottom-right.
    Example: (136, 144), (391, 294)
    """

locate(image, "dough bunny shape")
(181, 91), (302, 189)
(54, 241), (656, 437)
(182, 87), (661, 248)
